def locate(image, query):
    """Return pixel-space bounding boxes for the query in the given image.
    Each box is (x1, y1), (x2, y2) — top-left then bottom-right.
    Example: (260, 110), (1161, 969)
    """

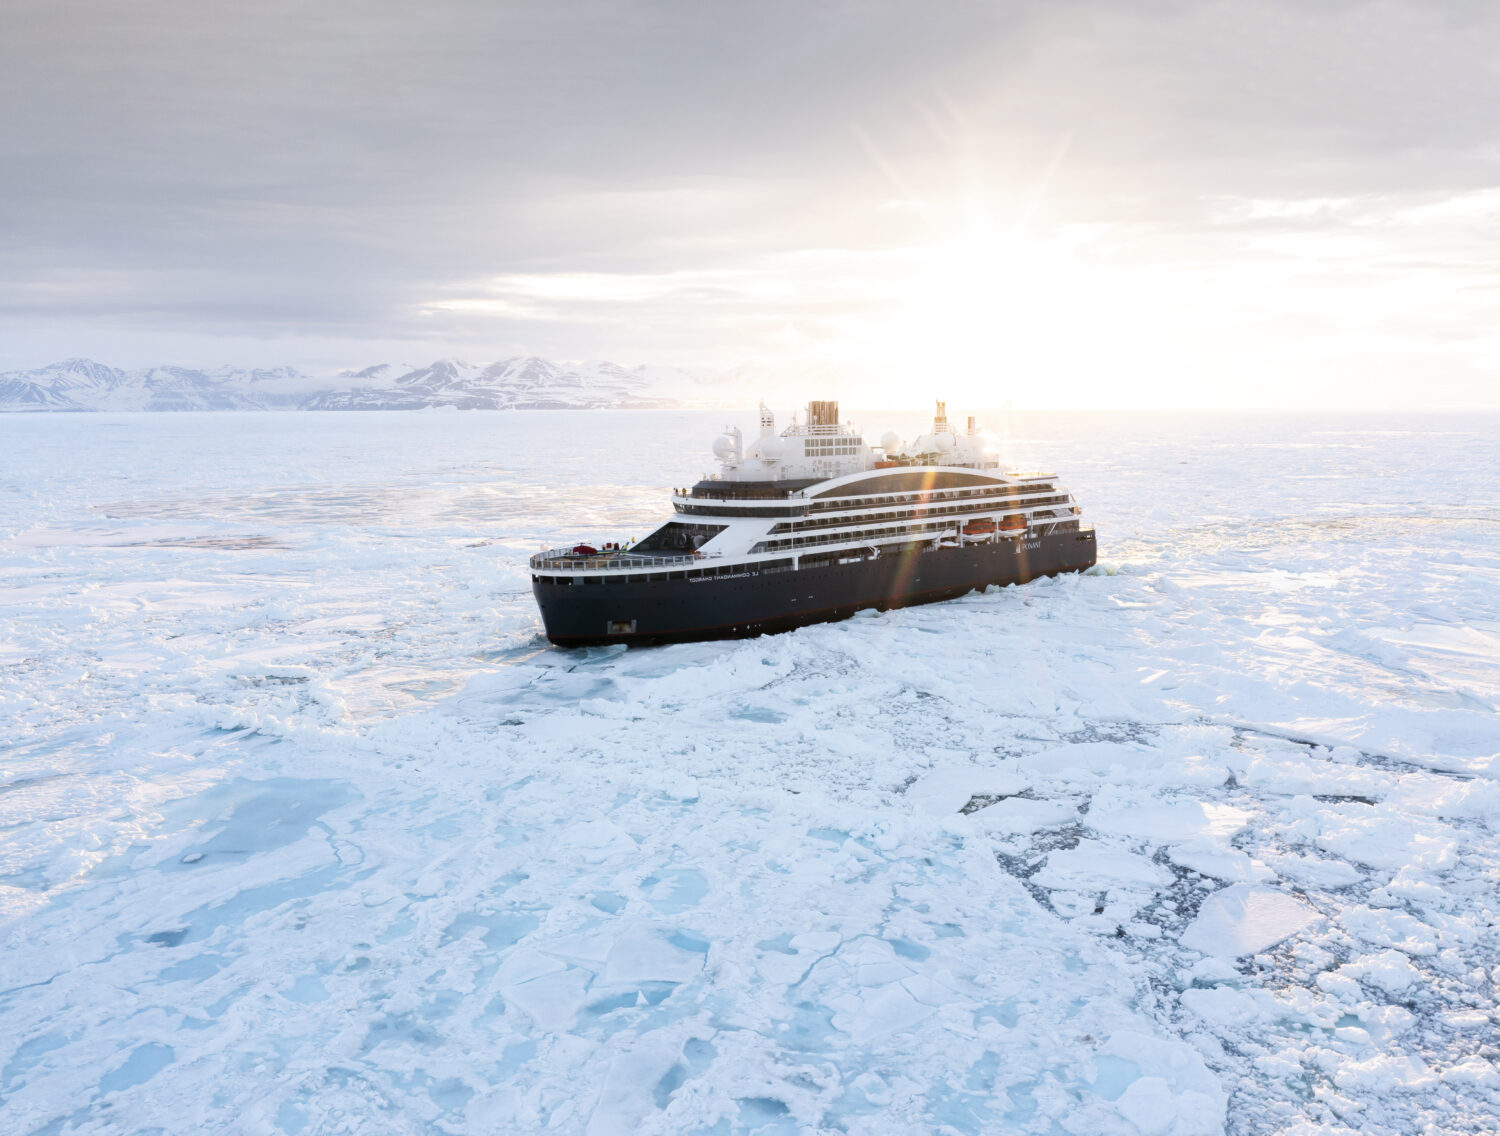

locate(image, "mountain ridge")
(0, 355), (728, 412)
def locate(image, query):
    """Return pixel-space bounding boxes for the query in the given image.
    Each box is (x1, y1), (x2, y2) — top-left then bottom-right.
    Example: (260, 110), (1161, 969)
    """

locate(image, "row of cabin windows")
(769, 495), (1071, 536)
(675, 484), (1062, 521)
(815, 492), (1068, 524)
(803, 437), (863, 456)
(808, 482), (1056, 513)
(754, 511), (1077, 556)
(752, 518), (980, 555)
(683, 472), (1045, 505)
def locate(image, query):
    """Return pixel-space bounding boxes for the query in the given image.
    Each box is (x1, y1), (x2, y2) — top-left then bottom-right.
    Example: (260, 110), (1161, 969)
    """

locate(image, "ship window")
(634, 520), (728, 553)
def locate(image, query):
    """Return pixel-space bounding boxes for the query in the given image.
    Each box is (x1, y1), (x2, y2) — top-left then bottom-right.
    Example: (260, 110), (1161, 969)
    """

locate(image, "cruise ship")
(530, 400), (1096, 645)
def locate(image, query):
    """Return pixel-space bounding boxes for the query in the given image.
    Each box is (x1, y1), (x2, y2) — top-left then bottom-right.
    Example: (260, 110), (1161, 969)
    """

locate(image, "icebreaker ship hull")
(533, 528), (1096, 647)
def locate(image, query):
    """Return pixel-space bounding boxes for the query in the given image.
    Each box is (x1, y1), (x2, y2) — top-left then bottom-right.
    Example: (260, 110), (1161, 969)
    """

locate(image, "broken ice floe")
(3, 410), (1499, 1134)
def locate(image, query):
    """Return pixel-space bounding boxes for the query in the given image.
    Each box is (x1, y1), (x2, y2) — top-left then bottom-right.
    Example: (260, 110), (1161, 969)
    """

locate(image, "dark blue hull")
(533, 528), (1097, 646)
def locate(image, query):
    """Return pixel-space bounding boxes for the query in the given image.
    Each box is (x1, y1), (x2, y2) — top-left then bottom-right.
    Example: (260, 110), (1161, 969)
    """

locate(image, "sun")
(872, 231), (1074, 404)
(865, 226), (1163, 409)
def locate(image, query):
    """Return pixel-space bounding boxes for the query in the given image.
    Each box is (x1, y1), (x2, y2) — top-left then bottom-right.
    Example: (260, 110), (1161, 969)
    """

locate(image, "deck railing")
(529, 548), (715, 572)
(682, 487), (799, 501)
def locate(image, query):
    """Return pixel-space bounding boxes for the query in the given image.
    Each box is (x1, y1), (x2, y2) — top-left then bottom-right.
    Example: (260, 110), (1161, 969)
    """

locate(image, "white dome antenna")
(712, 426), (742, 463)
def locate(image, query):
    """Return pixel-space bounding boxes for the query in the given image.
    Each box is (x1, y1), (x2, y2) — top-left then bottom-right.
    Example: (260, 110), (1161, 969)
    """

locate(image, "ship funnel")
(934, 400), (949, 433)
(807, 399), (839, 428)
(759, 400), (775, 437)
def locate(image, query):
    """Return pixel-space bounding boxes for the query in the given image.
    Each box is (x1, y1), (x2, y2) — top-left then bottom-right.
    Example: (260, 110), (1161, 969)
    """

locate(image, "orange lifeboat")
(962, 519), (996, 535)
(999, 514), (1027, 532)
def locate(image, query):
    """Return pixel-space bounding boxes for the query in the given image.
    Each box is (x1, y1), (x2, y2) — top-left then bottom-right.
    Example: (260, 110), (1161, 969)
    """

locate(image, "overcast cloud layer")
(3, 0), (1499, 405)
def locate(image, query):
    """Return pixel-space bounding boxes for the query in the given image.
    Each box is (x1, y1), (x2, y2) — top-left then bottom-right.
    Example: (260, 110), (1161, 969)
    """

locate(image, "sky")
(3, 0), (1499, 408)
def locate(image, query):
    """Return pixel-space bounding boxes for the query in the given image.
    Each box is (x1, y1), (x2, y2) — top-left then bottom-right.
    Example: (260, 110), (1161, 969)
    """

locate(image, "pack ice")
(1, 409), (1498, 1135)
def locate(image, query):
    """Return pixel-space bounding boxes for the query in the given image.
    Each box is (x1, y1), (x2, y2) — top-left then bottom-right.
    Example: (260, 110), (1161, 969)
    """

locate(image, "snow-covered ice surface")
(2, 409), (1498, 1135)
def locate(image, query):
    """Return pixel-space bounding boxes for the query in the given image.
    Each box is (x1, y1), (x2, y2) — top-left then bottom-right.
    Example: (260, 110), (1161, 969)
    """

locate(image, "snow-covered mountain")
(0, 356), (732, 412)
(0, 358), (334, 412)
(302, 357), (677, 411)
(0, 358), (130, 410)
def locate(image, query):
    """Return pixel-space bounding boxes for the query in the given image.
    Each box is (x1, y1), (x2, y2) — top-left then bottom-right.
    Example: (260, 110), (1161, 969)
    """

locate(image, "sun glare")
(870, 229), (1162, 409)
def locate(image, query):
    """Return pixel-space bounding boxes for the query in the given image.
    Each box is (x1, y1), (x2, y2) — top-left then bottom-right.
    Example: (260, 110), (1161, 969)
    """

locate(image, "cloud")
(1, 0), (1498, 404)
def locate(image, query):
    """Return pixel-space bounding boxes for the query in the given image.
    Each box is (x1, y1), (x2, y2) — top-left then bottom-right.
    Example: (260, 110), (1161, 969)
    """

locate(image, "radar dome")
(712, 434), (737, 461)
(936, 432), (957, 452)
(880, 431), (901, 454)
(754, 435), (785, 461)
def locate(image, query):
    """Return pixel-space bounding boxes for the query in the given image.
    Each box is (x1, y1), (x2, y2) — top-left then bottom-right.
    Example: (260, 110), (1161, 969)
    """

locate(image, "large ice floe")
(1, 409), (1498, 1135)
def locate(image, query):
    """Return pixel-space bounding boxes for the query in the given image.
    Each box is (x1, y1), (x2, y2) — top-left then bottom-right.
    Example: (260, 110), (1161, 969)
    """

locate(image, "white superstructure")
(533, 400), (1088, 579)
(708, 399), (996, 485)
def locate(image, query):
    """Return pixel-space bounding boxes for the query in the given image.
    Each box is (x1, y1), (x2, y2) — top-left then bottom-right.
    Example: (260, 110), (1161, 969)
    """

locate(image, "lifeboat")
(962, 519), (996, 535)
(999, 514), (1027, 532)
